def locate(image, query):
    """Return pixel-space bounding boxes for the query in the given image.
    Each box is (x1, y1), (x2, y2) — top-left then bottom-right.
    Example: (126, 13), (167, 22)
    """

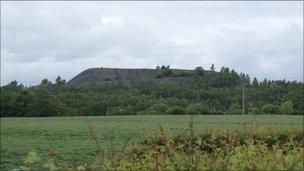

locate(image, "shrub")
(166, 106), (186, 115)
(293, 109), (304, 115)
(147, 103), (169, 114)
(280, 101), (294, 115)
(160, 97), (188, 108)
(106, 106), (134, 116)
(185, 103), (209, 115)
(211, 110), (226, 115)
(227, 103), (242, 115)
(172, 71), (193, 77)
(161, 65), (173, 76)
(156, 65), (173, 78)
(194, 66), (204, 76)
(262, 104), (279, 114)
(227, 109), (242, 115)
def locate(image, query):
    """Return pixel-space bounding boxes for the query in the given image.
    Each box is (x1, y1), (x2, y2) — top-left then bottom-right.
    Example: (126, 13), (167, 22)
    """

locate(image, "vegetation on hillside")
(1, 65), (303, 117)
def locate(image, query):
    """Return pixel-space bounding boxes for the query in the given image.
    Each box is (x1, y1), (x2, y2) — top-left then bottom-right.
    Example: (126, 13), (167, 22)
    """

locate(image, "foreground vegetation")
(9, 121), (304, 170)
(1, 65), (303, 117)
(1, 115), (303, 170)
(13, 127), (304, 170)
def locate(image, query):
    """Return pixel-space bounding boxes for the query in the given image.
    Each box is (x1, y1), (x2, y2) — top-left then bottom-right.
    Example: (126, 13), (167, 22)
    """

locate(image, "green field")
(1, 115), (303, 170)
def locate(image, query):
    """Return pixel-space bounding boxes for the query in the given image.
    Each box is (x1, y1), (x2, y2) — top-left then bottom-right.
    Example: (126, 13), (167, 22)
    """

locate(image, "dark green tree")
(252, 78), (259, 86)
(195, 66), (204, 76)
(210, 64), (215, 72)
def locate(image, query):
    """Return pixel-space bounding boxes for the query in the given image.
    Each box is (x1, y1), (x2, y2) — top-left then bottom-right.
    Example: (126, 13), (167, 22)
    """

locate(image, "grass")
(1, 115), (303, 170)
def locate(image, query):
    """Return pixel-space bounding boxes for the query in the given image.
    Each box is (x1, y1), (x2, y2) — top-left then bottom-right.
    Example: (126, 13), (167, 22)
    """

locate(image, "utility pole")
(242, 84), (245, 115)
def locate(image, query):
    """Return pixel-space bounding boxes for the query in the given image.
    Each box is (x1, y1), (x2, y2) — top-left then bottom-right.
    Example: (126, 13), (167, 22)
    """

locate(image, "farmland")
(1, 115), (303, 170)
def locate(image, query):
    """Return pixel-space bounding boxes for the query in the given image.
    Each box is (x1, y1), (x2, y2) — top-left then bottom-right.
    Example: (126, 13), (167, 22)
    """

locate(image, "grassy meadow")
(1, 115), (303, 170)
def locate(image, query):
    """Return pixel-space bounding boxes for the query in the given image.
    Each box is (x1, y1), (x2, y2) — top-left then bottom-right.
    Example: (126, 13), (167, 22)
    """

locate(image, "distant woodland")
(1, 65), (303, 117)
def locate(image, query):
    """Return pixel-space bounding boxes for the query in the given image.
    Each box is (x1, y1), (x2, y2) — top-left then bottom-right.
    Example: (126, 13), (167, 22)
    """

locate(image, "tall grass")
(13, 116), (304, 171)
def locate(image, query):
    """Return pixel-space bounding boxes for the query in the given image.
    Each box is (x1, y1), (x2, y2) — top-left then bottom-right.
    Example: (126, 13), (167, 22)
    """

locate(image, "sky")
(1, 1), (303, 86)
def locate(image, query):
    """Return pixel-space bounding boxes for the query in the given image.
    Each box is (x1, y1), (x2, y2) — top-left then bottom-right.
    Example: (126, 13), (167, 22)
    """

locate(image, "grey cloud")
(1, 1), (303, 85)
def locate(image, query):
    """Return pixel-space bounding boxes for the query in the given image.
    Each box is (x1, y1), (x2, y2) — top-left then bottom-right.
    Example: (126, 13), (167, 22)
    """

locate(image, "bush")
(185, 103), (209, 115)
(280, 101), (294, 115)
(211, 110), (226, 115)
(156, 65), (173, 78)
(293, 109), (304, 115)
(227, 103), (242, 115)
(160, 97), (188, 108)
(147, 103), (169, 114)
(229, 109), (243, 115)
(172, 71), (193, 77)
(194, 66), (204, 76)
(262, 104), (279, 114)
(166, 106), (185, 115)
(137, 110), (158, 115)
(106, 106), (134, 116)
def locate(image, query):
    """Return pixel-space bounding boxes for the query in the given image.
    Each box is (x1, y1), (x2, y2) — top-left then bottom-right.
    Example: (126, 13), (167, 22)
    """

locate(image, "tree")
(54, 76), (66, 93)
(160, 65), (166, 70)
(194, 66), (204, 76)
(40, 79), (52, 87)
(35, 89), (56, 116)
(230, 69), (241, 88)
(262, 78), (268, 85)
(280, 101), (294, 115)
(282, 90), (303, 115)
(1, 66), (303, 117)
(166, 106), (185, 115)
(244, 74), (251, 85)
(147, 103), (169, 114)
(252, 78), (258, 86)
(55, 76), (66, 86)
(247, 102), (259, 115)
(0, 90), (17, 117)
(5, 80), (23, 90)
(220, 67), (230, 74)
(7, 80), (18, 87)
(106, 106), (134, 116)
(158, 65), (172, 77)
(262, 104), (279, 114)
(210, 64), (215, 72)
(14, 90), (35, 117)
(185, 103), (209, 115)
(227, 103), (242, 115)
(239, 72), (250, 85)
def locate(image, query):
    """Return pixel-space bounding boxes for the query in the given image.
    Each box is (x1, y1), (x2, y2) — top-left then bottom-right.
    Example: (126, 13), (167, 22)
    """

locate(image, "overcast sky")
(1, 1), (303, 86)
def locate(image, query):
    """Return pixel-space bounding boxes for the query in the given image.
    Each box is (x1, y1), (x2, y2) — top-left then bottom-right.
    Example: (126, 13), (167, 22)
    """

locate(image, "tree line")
(1, 65), (303, 117)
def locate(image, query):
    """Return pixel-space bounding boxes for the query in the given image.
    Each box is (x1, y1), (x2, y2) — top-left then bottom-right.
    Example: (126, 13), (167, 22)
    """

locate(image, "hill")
(68, 67), (216, 86)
